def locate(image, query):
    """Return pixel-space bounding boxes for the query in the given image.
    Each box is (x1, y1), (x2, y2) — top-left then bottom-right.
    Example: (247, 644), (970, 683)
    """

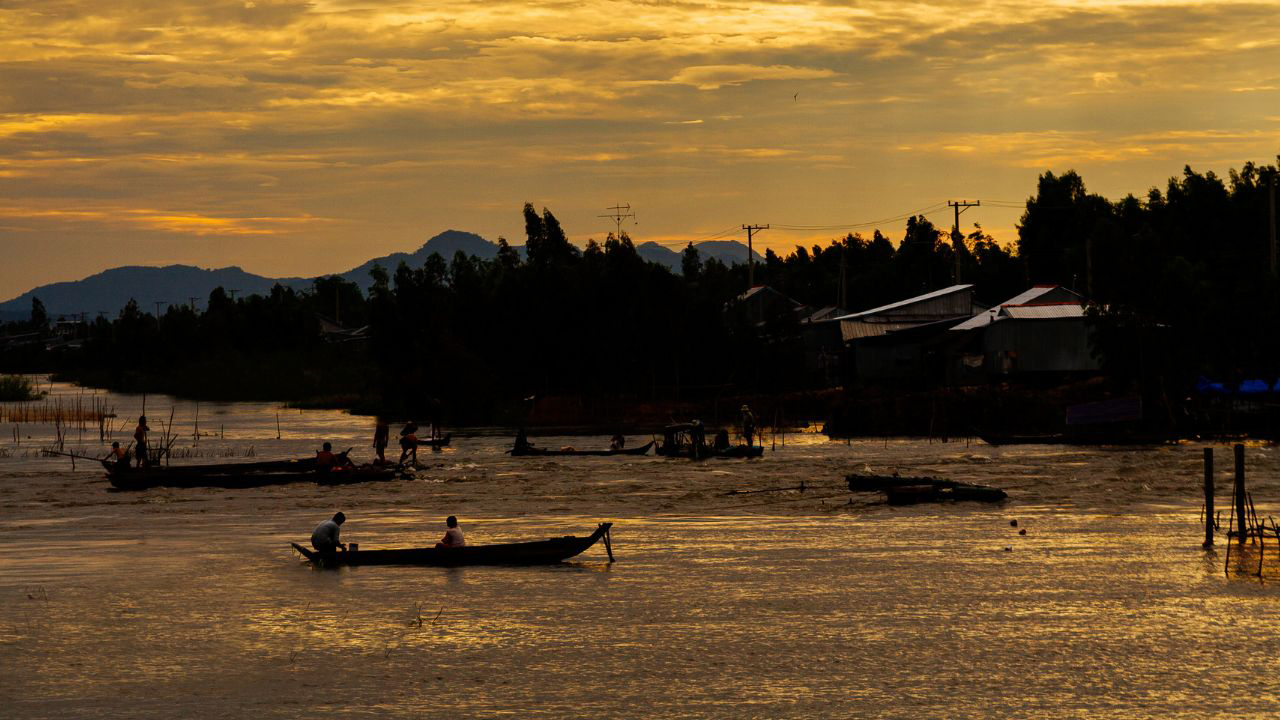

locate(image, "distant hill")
(339, 230), (497, 291)
(0, 265), (307, 319)
(0, 230), (765, 319)
(635, 240), (762, 270)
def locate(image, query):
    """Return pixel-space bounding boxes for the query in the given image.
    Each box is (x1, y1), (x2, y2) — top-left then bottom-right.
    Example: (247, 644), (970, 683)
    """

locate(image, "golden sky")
(2, 0), (1278, 299)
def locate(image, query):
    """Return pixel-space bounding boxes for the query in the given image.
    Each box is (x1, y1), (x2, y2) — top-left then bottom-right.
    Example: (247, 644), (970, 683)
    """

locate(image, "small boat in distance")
(291, 522), (615, 568)
(103, 459), (399, 491)
(509, 440), (654, 457)
(846, 472), (1007, 504)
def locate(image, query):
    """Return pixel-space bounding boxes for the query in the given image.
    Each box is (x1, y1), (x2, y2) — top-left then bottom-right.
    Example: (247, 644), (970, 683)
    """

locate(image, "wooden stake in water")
(1203, 447), (1214, 548)
(1235, 444), (1247, 546)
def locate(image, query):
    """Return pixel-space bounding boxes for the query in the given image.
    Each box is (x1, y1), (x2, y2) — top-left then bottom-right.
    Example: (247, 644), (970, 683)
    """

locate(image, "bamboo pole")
(1235, 444), (1248, 546)
(1203, 448), (1214, 548)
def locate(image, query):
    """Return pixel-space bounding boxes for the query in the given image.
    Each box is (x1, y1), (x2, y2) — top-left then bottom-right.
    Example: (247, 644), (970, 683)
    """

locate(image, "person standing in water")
(373, 419), (389, 464)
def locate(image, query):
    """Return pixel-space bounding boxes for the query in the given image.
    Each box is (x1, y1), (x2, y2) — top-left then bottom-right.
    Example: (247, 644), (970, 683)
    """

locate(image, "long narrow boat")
(847, 473), (1008, 504)
(291, 522), (614, 568)
(657, 443), (764, 459)
(509, 441), (654, 457)
(104, 460), (398, 491)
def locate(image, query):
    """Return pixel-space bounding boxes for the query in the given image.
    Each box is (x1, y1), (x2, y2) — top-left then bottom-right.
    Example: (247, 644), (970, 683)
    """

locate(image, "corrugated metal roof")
(840, 320), (919, 341)
(833, 284), (973, 322)
(951, 286), (1085, 330)
(1002, 304), (1085, 319)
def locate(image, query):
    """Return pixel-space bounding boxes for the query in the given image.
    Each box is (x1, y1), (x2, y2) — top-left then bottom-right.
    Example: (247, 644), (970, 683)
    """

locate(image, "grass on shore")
(0, 375), (40, 402)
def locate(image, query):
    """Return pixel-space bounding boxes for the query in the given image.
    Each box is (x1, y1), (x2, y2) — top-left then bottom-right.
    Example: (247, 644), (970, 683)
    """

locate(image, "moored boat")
(291, 522), (615, 568)
(509, 440), (654, 457)
(104, 460), (399, 491)
(847, 472), (1008, 504)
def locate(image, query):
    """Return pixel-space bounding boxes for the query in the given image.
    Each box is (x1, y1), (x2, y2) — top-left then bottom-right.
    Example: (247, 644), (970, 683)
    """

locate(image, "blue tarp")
(1195, 376), (1280, 395)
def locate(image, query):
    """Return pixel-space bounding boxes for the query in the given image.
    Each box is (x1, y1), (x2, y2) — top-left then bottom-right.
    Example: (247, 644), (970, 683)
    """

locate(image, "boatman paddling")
(311, 512), (347, 555)
(740, 405), (756, 448)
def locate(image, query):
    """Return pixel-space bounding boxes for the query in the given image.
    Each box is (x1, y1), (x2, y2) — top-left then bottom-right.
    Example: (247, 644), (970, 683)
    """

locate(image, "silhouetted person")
(398, 422), (419, 464)
(104, 441), (129, 468)
(316, 442), (337, 471)
(610, 433), (625, 451)
(133, 416), (150, 467)
(373, 419), (389, 463)
(713, 428), (730, 452)
(311, 512), (347, 554)
(514, 428), (532, 452)
(740, 405), (756, 447)
(435, 515), (465, 549)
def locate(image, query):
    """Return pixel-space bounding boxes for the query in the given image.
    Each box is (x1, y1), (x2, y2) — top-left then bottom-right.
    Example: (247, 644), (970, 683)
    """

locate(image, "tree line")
(3, 160), (1277, 422)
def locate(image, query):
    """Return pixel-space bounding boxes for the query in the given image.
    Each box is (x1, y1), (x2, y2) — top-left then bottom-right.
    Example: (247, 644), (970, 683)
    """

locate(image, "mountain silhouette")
(0, 230), (764, 319)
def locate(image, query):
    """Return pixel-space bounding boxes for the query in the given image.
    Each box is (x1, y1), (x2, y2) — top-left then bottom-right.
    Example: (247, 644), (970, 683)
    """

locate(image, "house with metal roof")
(948, 285), (1099, 380)
(835, 285), (988, 383)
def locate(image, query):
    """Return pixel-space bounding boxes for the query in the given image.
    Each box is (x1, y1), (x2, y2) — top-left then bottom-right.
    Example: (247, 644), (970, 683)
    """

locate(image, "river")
(2, 382), (1279, 718)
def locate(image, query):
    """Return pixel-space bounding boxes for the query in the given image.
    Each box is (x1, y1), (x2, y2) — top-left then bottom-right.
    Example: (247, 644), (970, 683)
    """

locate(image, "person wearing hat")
(133, 415), (150, 467)
(740, 405), (756, 448)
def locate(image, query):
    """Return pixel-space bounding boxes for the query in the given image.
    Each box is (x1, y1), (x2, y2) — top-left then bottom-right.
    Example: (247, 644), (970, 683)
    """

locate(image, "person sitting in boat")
(610, 433), (625, 451)
(713, 428), (730, 452)
(133, 415), (150, 468)
(104, 441), (131, 468)
(514, 428), (533, 452)
(316, 442), (352, 471)
(435, 515), (465, 549)
(398, 422), (419, 464)
(311, 512), (347, 554)
(373, 419), (390, 464)
(740, 405), (756, 448)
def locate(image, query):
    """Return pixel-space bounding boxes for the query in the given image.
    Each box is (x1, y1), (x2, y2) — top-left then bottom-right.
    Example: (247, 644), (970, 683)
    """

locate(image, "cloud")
(670, 64), (837, 90)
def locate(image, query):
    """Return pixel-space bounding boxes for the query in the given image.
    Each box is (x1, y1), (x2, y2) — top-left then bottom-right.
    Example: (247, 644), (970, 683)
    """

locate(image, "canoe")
(509, 441), (654, 457)
(105, 460), (399, 491)
(848, 473), (1007, 504)
(884, 483), (1008, 504)
(657, 444), (764, 459)
(291, 522), (614, 568)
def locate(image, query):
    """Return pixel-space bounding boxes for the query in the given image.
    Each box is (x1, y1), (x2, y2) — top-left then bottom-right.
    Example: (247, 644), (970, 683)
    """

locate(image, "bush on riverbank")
(0, 374), (39, 401)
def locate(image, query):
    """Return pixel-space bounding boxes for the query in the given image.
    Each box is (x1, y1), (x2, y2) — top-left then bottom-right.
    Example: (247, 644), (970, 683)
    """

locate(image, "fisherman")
(373, 419), (390, 464)
(435, 515), (465, 549)
(316, 442), (337, 470)
(514, 428), (532, 452)
(133, 415), (150, 467)
(311, 511), (347, 554)
(609, 433), (625, 451)
(713, 428), (730, 452)
(104, 441), (130, 467)
(398, 421), (419, 465)
(740, 405), (756, 448)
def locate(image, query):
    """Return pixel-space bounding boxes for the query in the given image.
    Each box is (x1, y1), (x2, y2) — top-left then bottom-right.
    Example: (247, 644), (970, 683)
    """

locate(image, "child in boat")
(435, 516), (465, 548)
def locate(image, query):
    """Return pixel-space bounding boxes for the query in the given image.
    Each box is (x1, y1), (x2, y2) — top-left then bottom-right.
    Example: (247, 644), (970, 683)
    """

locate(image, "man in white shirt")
(311, 512), (347, 554)
(436, 515), (465, 549)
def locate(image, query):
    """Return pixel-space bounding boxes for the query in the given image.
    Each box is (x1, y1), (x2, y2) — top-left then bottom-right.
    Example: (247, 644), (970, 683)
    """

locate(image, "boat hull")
(291, 523), (613, 568)
(510, 441), (653, 457)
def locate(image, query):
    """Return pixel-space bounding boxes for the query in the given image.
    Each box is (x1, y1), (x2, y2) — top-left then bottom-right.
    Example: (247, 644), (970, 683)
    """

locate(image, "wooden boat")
(509, 440), (654, 457)
(657, 443), (764, 459)
(419, 433), (451, 448)
(291, 522), (614, 568)
(105, 460), (398, 491)
(847, 473), (1007, 504)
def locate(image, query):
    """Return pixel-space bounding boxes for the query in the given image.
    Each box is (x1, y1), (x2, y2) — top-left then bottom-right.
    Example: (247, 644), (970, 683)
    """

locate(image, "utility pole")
(188, 296), (199, 311)
(838, 248), (848, 309)
(1270, 172), (1276, 276)
(227, 289), (240, 302)
(947, 200), (980, 283)
(153, 301), (166, 319)
(743, 224), (769, 288)
(598, 204), (635, 238)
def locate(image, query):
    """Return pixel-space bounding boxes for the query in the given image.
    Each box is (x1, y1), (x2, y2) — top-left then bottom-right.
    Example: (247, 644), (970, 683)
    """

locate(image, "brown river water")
(3, 382), (1280, 718)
